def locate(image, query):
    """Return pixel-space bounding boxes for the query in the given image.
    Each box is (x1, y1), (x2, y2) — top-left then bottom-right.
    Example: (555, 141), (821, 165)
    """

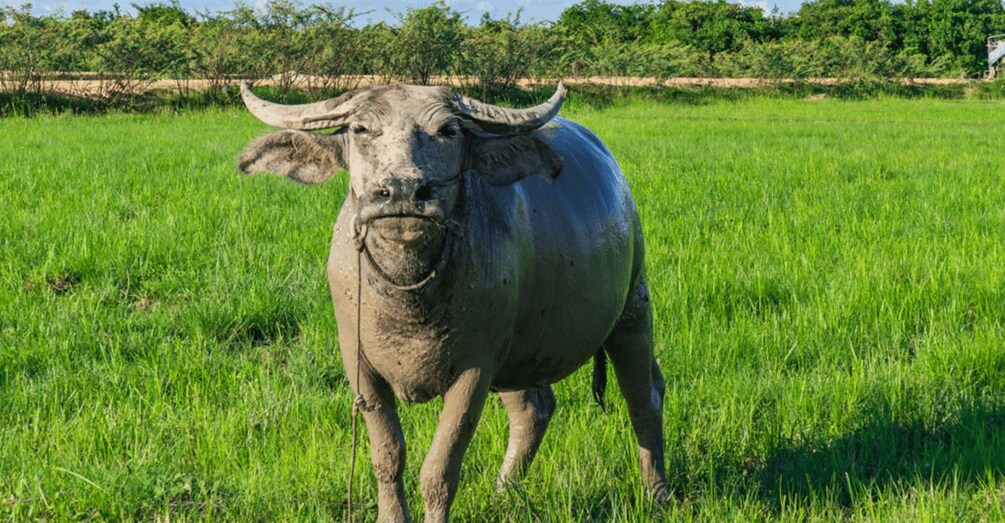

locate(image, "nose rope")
(348, 173), (464, 291)
(347, 247), (361, 523)
(350, 197), (445, 291)
(345, 174), (462, 521)
(347, 185), (367, 523)
(350, 214), (368, 253)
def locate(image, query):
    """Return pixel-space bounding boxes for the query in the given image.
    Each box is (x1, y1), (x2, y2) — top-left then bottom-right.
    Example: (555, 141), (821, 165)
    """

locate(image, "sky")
(27, 0), (797, 24)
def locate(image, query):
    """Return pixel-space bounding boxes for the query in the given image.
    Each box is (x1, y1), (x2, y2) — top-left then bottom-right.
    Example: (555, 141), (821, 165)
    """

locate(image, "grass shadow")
(0, 92), (104, 116)
(0, 88), (245, 117)
(756, 400), (1005, 510)
(183, 300), (305, 349)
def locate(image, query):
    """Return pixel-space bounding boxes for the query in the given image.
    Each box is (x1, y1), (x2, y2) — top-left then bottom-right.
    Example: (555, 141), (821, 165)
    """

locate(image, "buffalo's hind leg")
(604, 275), (671, 502)
(496, 386), (557, 489)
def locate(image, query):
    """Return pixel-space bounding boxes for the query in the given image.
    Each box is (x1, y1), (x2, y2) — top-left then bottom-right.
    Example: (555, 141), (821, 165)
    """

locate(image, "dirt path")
(3, 74), (971, 98)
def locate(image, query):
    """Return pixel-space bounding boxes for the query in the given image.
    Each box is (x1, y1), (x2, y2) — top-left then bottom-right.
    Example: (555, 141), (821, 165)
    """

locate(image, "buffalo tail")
(592, 349), (607, 410)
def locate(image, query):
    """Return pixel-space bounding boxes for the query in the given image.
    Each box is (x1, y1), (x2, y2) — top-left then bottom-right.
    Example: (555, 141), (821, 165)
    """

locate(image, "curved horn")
(240, 81), (353, 130)
(454, 82), (566, 135)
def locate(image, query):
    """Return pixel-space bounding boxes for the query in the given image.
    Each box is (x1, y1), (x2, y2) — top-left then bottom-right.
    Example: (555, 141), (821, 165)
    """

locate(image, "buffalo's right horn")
(453, 82), (566, 135)
(240, 81), (354, 130)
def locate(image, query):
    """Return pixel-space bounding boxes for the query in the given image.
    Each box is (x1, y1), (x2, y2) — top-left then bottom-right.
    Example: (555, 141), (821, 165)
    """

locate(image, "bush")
(459, 13), (556, 97)
(0, 0), (1001, 114)
(0, 4), (68, 94)
(92, 15), (190, 100)
(394, 1), (464, 85)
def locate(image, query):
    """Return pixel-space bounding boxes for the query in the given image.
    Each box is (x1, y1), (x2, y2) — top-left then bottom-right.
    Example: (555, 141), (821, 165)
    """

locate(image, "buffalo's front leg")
(354, 367), (410, 522)
(420, 368), (491, 523)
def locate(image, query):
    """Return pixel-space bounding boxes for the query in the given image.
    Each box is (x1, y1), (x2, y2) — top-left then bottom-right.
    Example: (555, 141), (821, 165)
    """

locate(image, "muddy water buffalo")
(238, 82), (668, 522)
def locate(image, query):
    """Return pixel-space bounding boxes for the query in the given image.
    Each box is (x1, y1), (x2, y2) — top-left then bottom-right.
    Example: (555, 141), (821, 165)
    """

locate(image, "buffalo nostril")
(414, 184), (434, 202)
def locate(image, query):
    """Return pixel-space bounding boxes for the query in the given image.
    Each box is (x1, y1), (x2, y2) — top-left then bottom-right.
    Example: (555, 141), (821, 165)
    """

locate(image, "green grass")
(2, 96), (1005, 521)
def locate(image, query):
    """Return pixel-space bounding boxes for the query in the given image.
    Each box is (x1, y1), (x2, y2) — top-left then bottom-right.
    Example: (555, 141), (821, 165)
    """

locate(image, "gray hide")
(238, 82), (669, 522)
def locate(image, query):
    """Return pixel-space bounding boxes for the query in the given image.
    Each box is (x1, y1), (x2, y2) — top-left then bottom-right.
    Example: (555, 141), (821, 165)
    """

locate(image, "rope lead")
(347, 248), (364, 523)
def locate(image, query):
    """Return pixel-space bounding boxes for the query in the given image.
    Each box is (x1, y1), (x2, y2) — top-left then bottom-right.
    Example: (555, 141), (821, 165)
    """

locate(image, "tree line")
(2, 0), (1003, 104)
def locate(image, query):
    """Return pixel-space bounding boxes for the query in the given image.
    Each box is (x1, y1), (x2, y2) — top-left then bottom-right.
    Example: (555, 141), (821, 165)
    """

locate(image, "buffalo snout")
(356, 176), (453, 229)
(372, 177), (434, 206)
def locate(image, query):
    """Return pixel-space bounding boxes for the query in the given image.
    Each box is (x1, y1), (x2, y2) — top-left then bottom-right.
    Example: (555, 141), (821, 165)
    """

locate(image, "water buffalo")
(238, 82), (668, 522)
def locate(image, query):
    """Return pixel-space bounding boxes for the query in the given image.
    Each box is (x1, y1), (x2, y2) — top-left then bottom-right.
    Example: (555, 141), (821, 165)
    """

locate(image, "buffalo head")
(238, 82), (565, 285)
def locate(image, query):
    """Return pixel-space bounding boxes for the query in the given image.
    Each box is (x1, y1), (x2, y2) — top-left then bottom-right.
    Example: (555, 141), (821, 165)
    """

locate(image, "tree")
(395, 1), (464, 85)
(782, 0), (900, 45)
(0, 4), (78, 94)
(132, 1), (194, 27)
(912, 0), (1005, 75)
(650, 0), (779, 55)
(556, 0), (655, 45)
(459, 11), (556, 96)
(298, 4), (362, 94)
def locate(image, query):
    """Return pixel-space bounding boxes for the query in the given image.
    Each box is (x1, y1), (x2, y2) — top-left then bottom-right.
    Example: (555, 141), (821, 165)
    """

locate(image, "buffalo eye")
(351, 124), (369, 135)
(437, 124), (461, 139)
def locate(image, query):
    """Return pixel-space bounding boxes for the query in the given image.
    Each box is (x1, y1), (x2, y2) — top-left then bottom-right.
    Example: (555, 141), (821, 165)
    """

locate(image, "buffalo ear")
(238, 130), (347, 184)
(467, 134), (562, 187)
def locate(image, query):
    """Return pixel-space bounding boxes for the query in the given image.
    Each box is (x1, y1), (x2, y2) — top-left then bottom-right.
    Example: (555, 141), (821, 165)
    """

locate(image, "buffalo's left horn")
(454, 83), (566, 135)
(240, 81), (354, 130)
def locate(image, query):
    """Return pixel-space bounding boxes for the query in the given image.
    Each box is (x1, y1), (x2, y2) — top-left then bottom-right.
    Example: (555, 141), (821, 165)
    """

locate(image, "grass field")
(3, 95), (1005, 521)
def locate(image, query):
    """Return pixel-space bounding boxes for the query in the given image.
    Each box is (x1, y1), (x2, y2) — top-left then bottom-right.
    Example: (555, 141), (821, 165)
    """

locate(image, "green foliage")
(782, 0), (900, 44)
(719, 36), (951, 79)
(353, 22), (398, 82)
(188, 10), (256, 92)
(555, 0), (656, 45)
(297, 5), (363, 94)
(93, 14), (191, 98)
(650, 0), (780, 55)
(394, 1), (464, 85)
(133, 0), (194, 26)
(1, 0), (1004, 111)
(783, 0), (1005, 76)
(459, 12), (556, 97)
(966, 76), (1005, 97)
(0, 4), (69, 93)
(635, 43), (715, 80)
(913, 0), (1005, 75)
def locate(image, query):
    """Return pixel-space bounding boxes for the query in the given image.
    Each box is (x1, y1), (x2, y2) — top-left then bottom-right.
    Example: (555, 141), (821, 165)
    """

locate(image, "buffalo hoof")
(494, 476), (517, 492)
(649, 482), (673, 504)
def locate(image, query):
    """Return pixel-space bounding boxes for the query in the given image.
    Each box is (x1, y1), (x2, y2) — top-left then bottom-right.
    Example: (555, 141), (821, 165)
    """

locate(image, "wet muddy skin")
(239, 83), (669, 522)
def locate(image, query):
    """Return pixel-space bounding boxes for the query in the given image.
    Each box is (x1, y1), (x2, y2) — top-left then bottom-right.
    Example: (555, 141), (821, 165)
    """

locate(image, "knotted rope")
(344, 175), (463, 520)
(347, 220), (367, 523)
